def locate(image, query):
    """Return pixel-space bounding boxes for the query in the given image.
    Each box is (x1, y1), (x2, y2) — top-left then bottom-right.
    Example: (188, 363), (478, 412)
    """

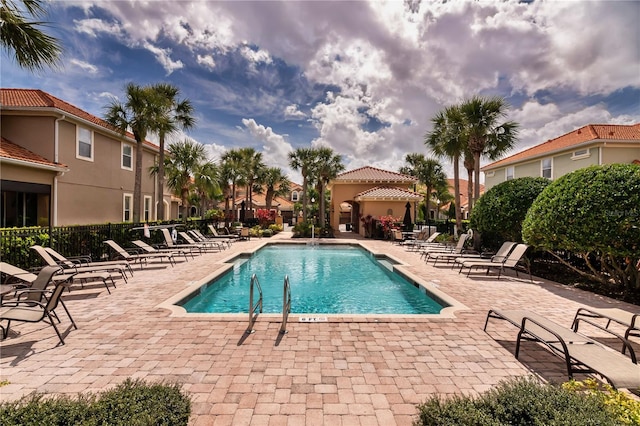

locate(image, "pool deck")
(1, 231), (638, 425)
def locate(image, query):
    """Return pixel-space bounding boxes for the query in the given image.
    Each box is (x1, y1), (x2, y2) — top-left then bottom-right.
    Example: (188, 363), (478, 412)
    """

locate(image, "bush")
(469, 177), (550, 251)
(0, 379), (191, 426)
(414, 377), (621, 426)
(522, 164), (640, 291)
(562, 379), (640, 425)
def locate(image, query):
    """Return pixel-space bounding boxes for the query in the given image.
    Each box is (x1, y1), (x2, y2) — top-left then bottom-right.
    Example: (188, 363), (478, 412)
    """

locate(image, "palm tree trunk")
(474, 151), (482, 203)
(231, 181), (237, 223)
(467, 168), (473, 215)
(319, 181), (326, 228)
(453, 156), (462, 233)
(157, 134), (166, 220)
(425, 185), (432, 222)
(133, 140), (144, 223)
(302, 175), (308, 223)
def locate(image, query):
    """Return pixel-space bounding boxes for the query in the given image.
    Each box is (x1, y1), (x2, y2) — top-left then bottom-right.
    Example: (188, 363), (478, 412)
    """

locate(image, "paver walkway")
(1, 231), (638, 425)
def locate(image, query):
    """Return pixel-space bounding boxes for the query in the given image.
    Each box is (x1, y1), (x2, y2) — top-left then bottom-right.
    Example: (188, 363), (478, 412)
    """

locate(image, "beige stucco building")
(1, 88), (178, 227)
(329, 166), (421, 236)
(482, 123), (640, 190)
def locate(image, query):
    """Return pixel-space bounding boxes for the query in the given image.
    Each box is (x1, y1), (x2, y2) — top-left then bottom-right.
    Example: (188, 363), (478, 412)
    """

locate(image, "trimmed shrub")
(469, 177), (550, 251)
(563, 379), (640, 425)
(414, 377), (621, 426)
(522, 164), (640, 291)
(0, 379), (190, 426)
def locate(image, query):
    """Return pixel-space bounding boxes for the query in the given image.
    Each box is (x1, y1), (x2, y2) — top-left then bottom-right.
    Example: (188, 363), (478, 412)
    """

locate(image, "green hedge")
(0, 379), (191, 426)
(414, 377), (628, 426)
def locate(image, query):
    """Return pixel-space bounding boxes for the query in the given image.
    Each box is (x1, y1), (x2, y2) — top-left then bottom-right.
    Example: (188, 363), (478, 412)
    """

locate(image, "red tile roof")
(354, 186), (422, 201)
(334, 166), (416, 183)
(0, 136), (68, 170)
(1, 88), (160, 151)
(483, 123), (640, 170)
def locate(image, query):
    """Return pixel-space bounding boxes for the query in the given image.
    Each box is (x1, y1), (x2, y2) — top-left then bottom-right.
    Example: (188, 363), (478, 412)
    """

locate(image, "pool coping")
(156, 239), (469, 322)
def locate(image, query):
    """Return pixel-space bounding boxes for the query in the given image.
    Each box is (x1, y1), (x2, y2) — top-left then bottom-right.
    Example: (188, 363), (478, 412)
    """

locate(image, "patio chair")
(0, 278), (77, 345)
(430, 241), (517, 267)
(484, 308), (640, 390)
(238, 227), (251, 241)
(208, 224), (239, 240)
(160, 229), (203, 255)
(31, 245), (117, 293)
(458, 243), (530, 280)
(104, 240), (176, 268)
(572, 307), (640, 354)
(420, 233), (470, 260)
(178, 232), (225, 252)
(392, 229), (404, 244)
(131, 240), (193, 261)
(0, 261), (38, 285)
(189, 230), (231, 249)
(404, 231), (440, 251)
(42, 246), (132, 282)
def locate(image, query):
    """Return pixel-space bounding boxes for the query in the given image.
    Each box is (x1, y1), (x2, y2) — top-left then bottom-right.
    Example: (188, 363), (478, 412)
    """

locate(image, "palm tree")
(257, 167), (291, 211)
(163, 139), (207, 219)
(463, 149), (475, 213)
(289, 147), (316, 223)
(105, 83), (160, 223)
(150, 83), (195, 220)
(425, 105), (467, 232)
(314, 147), (344, 228)
(238, 148), (265, 220)
(459, 96), (519, 202)
(400, 154), (446, 222)
(193, 161), (221, 217)
(1, 0), (62, 71)
(220, 149), (244, 223)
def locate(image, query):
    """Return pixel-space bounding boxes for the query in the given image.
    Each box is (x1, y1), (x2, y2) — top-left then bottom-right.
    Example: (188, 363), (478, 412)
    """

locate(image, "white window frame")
(541, 158), (552, 179)
(121, 143), (133, 170)
(291, 191), (299, 202)
(76, 126), (94, 161)
(143, 196), (152, 221)
(571, 148), (591, 160)
(485, 171), (495, 178)
(123, 193), (133, 222)
(505, 166), (515, 180)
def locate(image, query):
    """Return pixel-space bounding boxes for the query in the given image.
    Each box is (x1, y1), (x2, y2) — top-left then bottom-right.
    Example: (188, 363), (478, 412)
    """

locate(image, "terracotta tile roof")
(483, 123), (640, 170)
(446, 179), (483, 210)
(334, 166), (416, 183)
(354, 186), (422, 201)
(0, 136), (68, 170)
(1, 88), (160, 151)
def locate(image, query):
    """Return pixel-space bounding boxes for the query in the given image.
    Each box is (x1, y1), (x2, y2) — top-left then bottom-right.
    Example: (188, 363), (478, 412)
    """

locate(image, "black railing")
(0, 219), (211, 270)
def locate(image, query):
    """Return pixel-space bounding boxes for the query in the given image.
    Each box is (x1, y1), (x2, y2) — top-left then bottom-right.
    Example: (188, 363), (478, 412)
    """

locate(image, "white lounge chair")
(104, 240), (176, 268)
(458, 243), (530, 280)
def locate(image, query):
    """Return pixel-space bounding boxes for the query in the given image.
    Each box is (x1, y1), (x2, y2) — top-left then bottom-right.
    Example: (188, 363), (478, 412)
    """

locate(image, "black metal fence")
(0, 219), (212, 271)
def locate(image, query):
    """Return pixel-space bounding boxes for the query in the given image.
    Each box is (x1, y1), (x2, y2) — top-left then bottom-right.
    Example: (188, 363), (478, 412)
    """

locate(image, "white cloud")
(196, 54), (216, 70)
(69, 59), (98, 74)
(284, 104), (306, 119)
(73, 18), (123, 38)
(241, 118), (296, 178)
(141, 41), (184, 75)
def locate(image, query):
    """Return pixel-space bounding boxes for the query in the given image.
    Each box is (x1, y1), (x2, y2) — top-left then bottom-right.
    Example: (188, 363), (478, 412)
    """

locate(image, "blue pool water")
(179, 245), (445, 314)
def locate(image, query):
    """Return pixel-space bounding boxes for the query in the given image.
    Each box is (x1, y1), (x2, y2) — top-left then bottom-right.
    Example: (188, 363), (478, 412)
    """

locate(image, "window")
(77, 126), (93, 160)
(485, 171), (495, 178)
(506, 167), (514, 180)
(144, 196), (152, 221)
(571, 148), (591, 160)
(291, 191), (299, 202)
(541, 158), (552, 179)
(122, 143), (133, 170)
(123, 194), (133, 222)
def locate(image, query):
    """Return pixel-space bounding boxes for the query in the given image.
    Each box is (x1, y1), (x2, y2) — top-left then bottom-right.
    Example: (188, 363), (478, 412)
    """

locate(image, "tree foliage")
(522, 164), (640, 290)
(470, 177), (550, 251)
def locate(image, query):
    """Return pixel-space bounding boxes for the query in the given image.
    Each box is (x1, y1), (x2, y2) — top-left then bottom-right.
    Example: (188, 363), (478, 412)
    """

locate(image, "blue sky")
(2, 0), (639, 182)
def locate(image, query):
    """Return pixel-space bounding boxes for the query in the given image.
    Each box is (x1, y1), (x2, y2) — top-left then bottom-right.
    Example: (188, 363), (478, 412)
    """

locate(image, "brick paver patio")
(1, 231), (638, 425)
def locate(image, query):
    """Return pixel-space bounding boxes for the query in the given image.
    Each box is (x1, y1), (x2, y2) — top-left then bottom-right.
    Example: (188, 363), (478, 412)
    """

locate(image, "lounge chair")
(404, 231), (440, 251)
(207, 224), (239, 240)
(430, 241), (517, 267)
(572, 307), (640, 354)
(31, 245), (117, 293)
(42, 246), (132, 282)
(178, 232), (225, 252)
(457, 243), (530, 280)
(1, 261), (38, 285)
(1, 278), (77, 345)
(160, 229), (204, 255)
(131, 240), (193, 261)
(189, 230), (231, 249)
(484, 308), (640, 390)
(420, 233), (470, 261)
(238, 227), (250, 241)
(104, 240), (176, 268)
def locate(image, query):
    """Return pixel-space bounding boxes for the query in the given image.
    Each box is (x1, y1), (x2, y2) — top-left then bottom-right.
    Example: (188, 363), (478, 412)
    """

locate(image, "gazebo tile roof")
(354, 186), (422, 200)
(334, 166), (416, 183)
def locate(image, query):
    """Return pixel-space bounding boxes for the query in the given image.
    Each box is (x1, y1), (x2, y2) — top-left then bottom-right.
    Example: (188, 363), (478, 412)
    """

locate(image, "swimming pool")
(178, 244), (446, 315)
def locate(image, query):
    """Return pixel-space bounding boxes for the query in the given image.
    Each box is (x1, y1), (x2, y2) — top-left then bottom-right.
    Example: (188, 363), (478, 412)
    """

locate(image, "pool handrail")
(280, 275), (292, 335)
(246, 274), (263, 334)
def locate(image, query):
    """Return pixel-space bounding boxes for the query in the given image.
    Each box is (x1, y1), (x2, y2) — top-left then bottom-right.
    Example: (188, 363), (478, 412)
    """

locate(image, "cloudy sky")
(3, 0), (639, 182)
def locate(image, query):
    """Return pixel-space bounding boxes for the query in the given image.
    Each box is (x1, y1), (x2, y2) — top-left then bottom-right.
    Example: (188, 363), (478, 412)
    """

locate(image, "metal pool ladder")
(246, 274), (263, 334)
(280, 275), (292, 334)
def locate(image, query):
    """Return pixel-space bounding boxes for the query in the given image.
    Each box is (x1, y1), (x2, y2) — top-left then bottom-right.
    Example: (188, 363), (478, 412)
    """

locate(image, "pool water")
(180, 245), (445, 314)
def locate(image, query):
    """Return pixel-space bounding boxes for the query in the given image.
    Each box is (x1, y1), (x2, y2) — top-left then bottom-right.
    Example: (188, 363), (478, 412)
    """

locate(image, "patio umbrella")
(403, 202), (412, 231)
